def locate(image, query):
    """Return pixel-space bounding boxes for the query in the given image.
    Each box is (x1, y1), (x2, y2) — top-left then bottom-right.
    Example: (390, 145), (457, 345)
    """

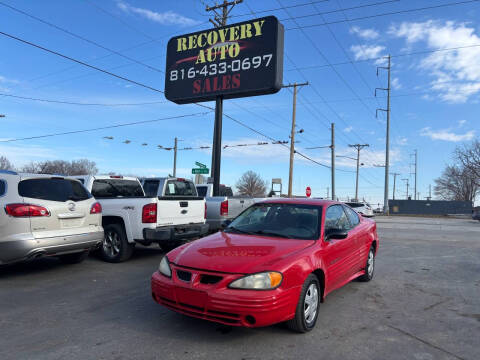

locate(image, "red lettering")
(192, 79), (201, 94)
(202, 78), (211, 93)
(222, 75), (231, 90)
(212, 76), (220, 91)
(232, 74), (241, 89)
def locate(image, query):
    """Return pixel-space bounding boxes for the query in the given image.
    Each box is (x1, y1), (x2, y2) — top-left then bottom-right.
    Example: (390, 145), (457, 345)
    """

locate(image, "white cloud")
(391, 77), (402, 90)
(420, 127), (475, 142)
(343, 126), (353, 133)
(350, 44), (385, 60)
(458, 119), (467, 127)
(396, 137), (408, 146)
(389, 20), (480, 103)
(117, 1), (200, 26)
(0, 75), (19, 84)
(350, 26), (379, 40)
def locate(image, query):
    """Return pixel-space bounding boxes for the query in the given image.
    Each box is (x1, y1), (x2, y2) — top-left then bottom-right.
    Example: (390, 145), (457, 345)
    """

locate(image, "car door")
(323, 205), (358, 290)
(343, 205), (365, 272)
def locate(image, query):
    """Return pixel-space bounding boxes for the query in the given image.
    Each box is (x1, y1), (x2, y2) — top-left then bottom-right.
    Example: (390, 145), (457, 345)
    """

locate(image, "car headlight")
(229, 271), (283, 290)
(158, 256), (172, 278)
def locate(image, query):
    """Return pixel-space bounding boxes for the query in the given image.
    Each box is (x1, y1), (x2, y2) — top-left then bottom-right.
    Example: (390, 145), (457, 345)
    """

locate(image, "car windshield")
(225, 203), (321, 240)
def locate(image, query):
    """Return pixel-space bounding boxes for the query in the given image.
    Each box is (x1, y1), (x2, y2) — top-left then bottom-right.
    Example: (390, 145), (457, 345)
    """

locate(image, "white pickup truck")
(195, 184), (256, 232)
(73, 175), (208, 262)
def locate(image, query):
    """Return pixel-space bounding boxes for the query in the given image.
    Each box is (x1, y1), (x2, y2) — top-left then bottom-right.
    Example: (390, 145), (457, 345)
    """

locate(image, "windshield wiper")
(224, 226), (255, 235)
(251, 230), (293, 239)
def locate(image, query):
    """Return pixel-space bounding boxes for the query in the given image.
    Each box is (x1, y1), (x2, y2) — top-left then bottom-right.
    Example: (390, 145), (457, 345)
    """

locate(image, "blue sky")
(1, 0), (479, 206)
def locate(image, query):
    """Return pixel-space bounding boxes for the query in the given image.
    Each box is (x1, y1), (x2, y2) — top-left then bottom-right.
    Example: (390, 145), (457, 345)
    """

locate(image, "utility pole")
(283, 82), (309, 197)
(173, 137), (178, 177)
(413, 149), (418, 200)
(349, 144), (369, 202)
(331, 123), (335, 200)
(402, 178), (409, 199)
(391, 172), (400, 200)
(376, 55), (391, 214)
(205, 0), (242, 196)
(326, 187), (329, 199)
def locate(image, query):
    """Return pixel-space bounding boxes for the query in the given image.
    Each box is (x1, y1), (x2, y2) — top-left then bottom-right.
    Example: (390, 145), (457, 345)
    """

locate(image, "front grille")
(200, 274), (223, 284)
(176, 270), (192, 282)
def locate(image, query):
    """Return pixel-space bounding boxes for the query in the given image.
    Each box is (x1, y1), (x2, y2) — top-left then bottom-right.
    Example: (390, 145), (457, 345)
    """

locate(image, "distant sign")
(306, 186), (311, 198)
(192, 168), (209, 175)
(272, 178), (282, 184)
(195, 161), (207, 168)
(165, 16), (284, 104)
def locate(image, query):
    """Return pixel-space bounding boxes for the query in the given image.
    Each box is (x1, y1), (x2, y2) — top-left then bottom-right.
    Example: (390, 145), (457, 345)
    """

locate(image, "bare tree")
(455, 139), (480, 187)
(0, 156), (14, 170)
(434, 165), (478, 202)
(235, 171), (267, 197)
(21, 159), (98, 175)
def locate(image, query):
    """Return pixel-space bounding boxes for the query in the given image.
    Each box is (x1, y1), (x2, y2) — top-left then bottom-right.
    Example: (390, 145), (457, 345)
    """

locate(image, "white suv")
(0, 170), (104, 266)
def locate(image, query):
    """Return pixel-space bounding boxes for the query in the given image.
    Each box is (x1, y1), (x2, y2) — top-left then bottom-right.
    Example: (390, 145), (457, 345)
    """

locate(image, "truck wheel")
(286, 274), (320, 333)
(101, 223), (134, 263)
(58, 251), (88, 264)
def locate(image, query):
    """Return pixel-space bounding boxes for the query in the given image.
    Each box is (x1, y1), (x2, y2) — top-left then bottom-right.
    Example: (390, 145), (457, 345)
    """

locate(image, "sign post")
(165, 15), (284, 196)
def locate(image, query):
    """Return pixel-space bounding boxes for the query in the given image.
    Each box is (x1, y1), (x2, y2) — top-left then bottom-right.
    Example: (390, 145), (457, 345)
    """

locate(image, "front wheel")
(101, 223), (134, 263)
(286, 274), (320, 333)
(358, 246), (375, 282)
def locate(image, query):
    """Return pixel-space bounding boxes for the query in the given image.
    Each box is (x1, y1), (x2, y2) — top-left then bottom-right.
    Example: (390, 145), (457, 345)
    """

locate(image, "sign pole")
(205, 0), (242, 196)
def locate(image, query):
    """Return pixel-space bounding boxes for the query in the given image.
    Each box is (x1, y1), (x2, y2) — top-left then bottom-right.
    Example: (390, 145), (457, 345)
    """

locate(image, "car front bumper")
(151, 266), (301, 328)
(0, 230), (104, 265)
(143, 223), (209, 243)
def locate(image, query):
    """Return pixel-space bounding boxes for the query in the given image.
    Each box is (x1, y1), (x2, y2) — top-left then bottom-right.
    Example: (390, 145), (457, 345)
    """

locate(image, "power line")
(232, 0), (394, 19)
(0, 112), (211, 143)
(0, 30), (166, 95)
(0, 92), (166, 107)
(0, 1), (165, 74)
(285, 43), (480, 71)
(285, 0), (480, 30)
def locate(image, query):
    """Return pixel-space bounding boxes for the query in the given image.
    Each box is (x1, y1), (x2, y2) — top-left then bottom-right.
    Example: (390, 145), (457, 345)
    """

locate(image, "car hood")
(169, 231), (315, 274)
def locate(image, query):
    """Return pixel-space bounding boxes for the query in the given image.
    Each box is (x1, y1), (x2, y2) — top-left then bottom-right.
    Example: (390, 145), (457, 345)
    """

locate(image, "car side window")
(324, 205), (350, 232)
(344, 206), (360, 228)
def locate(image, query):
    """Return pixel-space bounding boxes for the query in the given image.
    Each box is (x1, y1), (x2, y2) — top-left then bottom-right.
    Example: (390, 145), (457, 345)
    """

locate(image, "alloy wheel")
(304, 283), (319, 325)
(103, 230), (120, 258)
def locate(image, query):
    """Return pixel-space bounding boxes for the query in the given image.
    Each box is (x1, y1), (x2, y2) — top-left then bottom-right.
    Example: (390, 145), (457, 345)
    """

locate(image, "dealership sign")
(165, 16), (284, 104)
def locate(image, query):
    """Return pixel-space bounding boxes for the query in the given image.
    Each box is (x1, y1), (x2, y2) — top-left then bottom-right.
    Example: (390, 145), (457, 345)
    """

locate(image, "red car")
(151, 199), (378, 333)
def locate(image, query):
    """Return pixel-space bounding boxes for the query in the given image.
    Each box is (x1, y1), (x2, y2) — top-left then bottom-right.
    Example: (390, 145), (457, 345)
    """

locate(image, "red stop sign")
(306, 186), (311, 197)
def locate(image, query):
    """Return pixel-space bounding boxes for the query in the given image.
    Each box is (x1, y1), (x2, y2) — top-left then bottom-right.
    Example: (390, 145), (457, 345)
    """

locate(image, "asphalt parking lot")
(1, 216), (479, 360)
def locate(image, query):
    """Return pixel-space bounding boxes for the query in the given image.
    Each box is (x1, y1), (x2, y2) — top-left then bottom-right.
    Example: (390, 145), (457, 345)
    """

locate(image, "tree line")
(434, 140), (480, 202)
(0, 156), (98, 175)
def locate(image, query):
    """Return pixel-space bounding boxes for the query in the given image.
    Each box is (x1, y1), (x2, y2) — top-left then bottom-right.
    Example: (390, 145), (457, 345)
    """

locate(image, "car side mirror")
(221, 219), (232, 229)
(324, 228), (348, 241)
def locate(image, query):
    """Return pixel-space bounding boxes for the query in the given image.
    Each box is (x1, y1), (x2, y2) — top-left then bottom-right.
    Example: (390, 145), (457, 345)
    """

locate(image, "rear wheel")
(101, 223), (134, 263)
(287, 274), (320, 333)
(358, 246), (375, 282)
(58, 251), (88, 264)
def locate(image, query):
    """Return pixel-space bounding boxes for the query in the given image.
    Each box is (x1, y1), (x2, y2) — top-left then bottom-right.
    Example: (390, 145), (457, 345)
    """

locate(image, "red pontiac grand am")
(151, 199), (378, 333)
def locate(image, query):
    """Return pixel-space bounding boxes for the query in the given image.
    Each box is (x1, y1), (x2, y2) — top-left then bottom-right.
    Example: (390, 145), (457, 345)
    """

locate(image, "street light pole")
(348, 144), (369, 202)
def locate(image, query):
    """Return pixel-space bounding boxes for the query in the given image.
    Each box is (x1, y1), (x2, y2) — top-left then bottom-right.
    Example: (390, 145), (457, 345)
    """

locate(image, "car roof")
(257, 198), (340, 207)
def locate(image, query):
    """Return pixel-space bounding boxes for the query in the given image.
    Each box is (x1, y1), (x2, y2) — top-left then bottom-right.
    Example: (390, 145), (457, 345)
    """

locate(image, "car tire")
(58, 251), (88, 264)
(101, 223), (134, 263)
(286, 274), (320, 333)
(358, 246), (375, 282)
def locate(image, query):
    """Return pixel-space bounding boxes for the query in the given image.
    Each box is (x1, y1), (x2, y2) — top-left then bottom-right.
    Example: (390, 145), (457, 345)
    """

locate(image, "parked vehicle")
(344, 202), (374, 217)
(0, 170), (103, 266)
(72, 175), (208, 262)
(472, 206), (480, 221)
(152, 198), (379, 332)
(196, 183), (256, 232)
